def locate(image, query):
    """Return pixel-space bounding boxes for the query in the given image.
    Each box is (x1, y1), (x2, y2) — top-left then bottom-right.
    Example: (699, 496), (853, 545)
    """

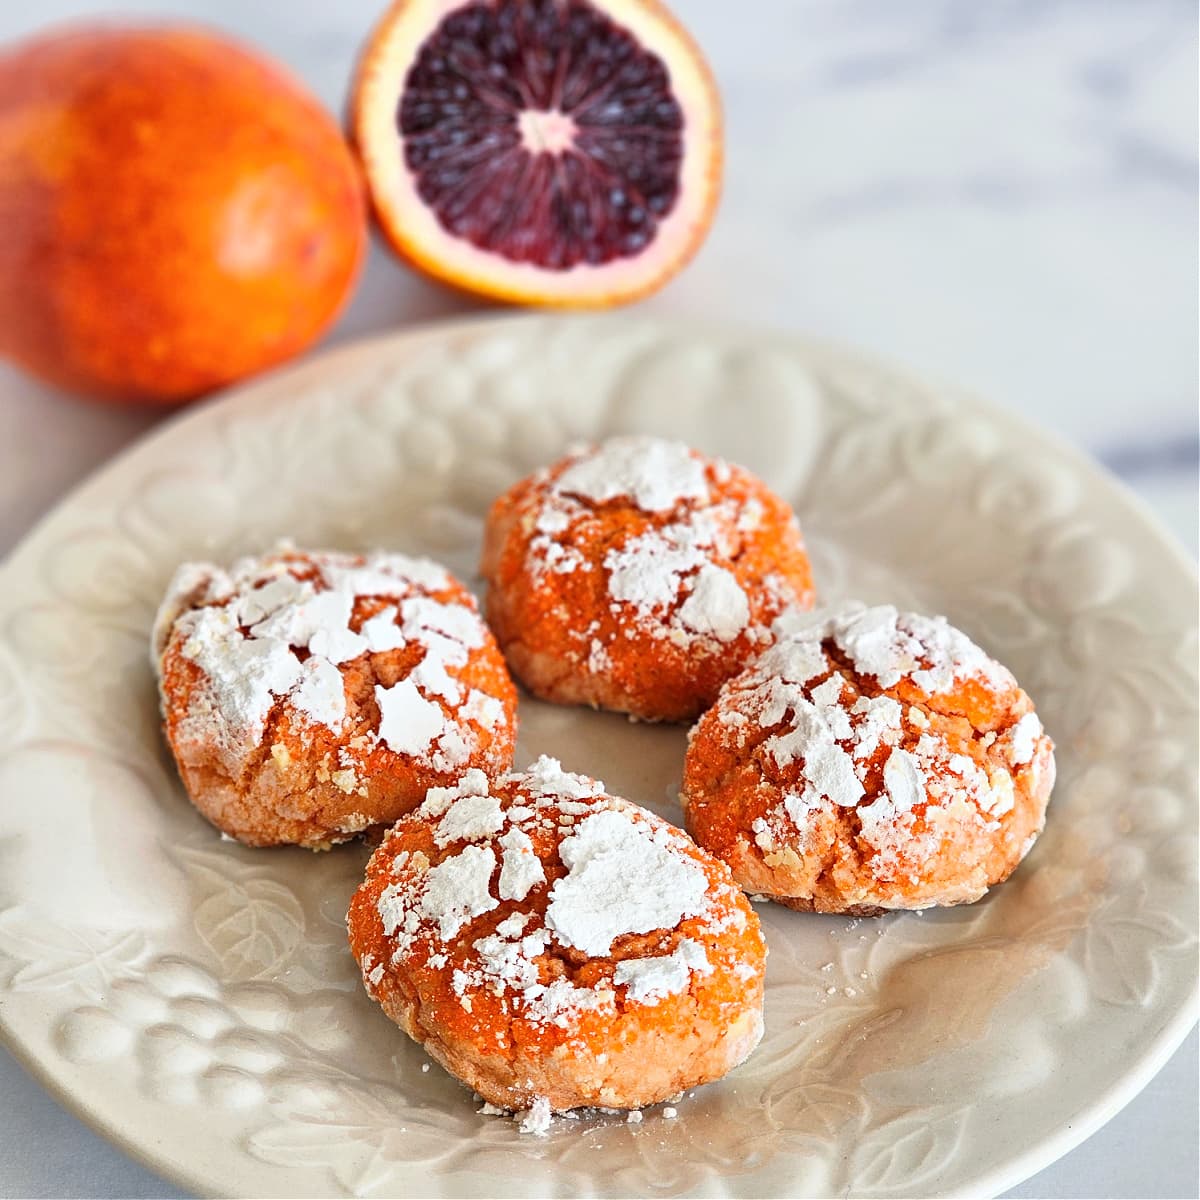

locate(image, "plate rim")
(1, 311), (1196, 1199)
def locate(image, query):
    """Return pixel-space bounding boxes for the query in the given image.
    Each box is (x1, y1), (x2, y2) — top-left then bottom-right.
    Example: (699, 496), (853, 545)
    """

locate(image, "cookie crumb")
(518, 1096), (552, 1135)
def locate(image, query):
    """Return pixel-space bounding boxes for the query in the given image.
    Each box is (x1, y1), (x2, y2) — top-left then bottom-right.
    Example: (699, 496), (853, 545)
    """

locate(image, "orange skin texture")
(0, 25), (367, 404)
(481, 451), (815, 723)
(683, 638), (1056, 913)
(351, 0), (722, 307)
(348, 783), (766, 1111)
(158, 553), (517, 849)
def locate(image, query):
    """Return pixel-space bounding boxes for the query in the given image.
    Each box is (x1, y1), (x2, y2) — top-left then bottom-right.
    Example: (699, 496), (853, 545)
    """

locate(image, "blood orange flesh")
(355, 0), (721, 305)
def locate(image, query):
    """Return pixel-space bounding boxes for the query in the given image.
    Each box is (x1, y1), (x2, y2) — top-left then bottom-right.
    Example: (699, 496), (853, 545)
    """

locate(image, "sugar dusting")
(605, 529), (750, 646)
(517, 1096), (553, 1135)
(554, 436), (710, 513)
(497, 827), (545, 900)
(1006, 712), (1043, 766)
(612, 939), (712, 1004)
(513, 436), (812, 663)
(421, 846), (499, 941)
(434, 792), (506, 847)
(376, 680), (444, 756)
(547, 809), (711, 956)
(828, 604), (1012, 693)
(369, 756), (737, 1060)
(711, 604), (1048, 881)
(156, 548), (505, 780)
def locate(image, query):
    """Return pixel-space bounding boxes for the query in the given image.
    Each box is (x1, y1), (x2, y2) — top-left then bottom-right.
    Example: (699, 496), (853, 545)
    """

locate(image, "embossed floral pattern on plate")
(0, 316), (1195, 1199)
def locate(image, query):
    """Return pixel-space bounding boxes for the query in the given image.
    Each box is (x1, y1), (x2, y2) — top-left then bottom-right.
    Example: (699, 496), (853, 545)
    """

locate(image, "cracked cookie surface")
(682, 604), (1056, 912)
(348, 756), (766, 1114)
(154, 545), (517, 848)
(481, 435), (815, 722)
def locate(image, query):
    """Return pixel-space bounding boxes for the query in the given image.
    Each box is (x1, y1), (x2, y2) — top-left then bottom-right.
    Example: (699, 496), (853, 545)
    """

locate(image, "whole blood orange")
(353, 0), (721, 306)
(0, 26), (367, 404)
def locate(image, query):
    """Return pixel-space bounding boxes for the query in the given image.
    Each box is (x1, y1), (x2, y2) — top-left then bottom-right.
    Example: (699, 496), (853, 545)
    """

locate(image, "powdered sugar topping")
(604, 525), (751, 646)
(498, 827), (545, 901)
(376, 680), (444, 756)
(523, 756), (605, 802)
(290, 657), (348, 728)
(547, 809), (711, 956)
(613, 939), (712, 1005)
(517, 1096), (552, 1135)
(368, 757), (738, 1037)
(157, 548), (506, 777)
(676, 563), (751, 642)
(706, 603), (1045, 882)
(554, 436), (710, 513)
(883, 747), (926, 812)
(421, 845), (500, 940)
(765, 695), (862, 809)
(1007, 712), (1043, 766)
(360, 607), (408, 653)
(503, 439), (818, 675)
(177, 608), (303, 757)
(828, 604), (1012, 693)
(435, 792), (506, 847)
(375, 844), (498, 947)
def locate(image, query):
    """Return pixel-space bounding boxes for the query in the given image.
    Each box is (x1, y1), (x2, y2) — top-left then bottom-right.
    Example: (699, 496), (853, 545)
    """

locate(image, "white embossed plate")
(0, 315), (1195, 1199)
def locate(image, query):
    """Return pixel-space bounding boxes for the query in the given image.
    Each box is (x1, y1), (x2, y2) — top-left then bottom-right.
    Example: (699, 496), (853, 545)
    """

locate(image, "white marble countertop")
(0, 1), (1195, 1196)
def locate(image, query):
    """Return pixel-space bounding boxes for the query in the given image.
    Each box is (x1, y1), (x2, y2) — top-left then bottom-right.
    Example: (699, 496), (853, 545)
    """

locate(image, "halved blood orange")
(352, 0), (721, 306)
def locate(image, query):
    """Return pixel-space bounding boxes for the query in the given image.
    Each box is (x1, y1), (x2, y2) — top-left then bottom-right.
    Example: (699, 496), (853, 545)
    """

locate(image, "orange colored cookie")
(481, 435), (815, 722)
(348, 756), (765, 1118)
(682, 604), (1055, 913)
(154, 546), (517, 848)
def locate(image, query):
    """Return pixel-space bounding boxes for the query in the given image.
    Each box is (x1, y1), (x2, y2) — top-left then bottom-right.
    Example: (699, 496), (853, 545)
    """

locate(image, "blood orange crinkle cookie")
(682, 603), (1056, 914)
(153, 545), (517, 848)
(481, 435), (815, 722)
(347, 756), (766, 1118)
